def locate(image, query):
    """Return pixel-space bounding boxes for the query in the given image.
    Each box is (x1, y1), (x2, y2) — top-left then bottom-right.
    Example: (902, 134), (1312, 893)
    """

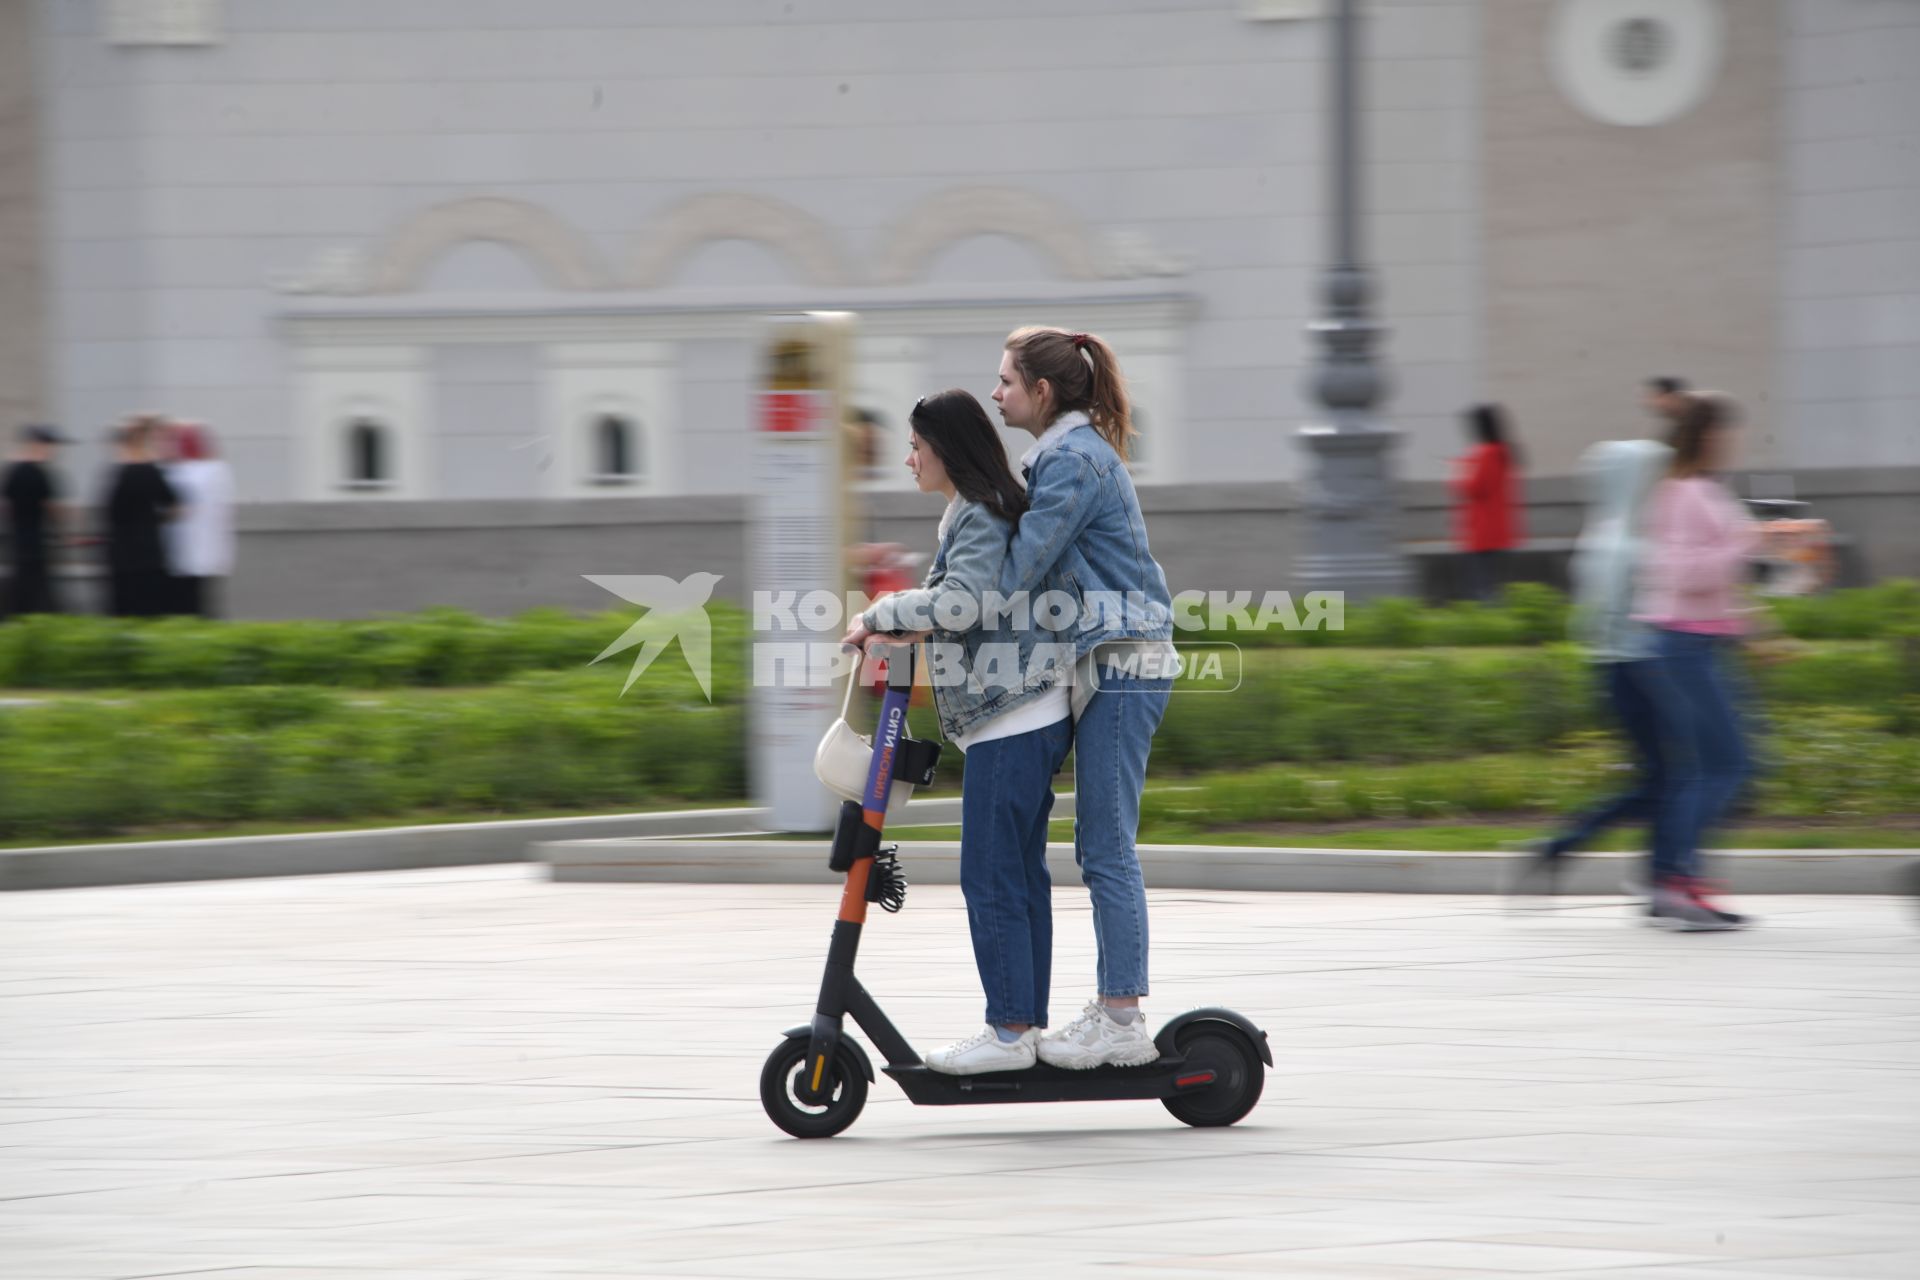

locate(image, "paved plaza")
(3, 866), (1917, 1279)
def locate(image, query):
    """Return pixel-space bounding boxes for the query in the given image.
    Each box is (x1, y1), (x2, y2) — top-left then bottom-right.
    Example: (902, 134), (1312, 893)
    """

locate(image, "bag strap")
(839, 654), (861, 720)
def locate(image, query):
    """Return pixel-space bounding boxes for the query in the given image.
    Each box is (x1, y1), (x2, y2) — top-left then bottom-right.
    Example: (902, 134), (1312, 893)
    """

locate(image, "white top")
(1019, 409), (1090, 474)
(935, 493), (963, 542)
(163, 459), (235, 576)
(951, 682), (1070, 754)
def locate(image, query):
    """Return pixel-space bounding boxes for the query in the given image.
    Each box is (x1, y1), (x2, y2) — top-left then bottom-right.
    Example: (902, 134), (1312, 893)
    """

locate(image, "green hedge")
(1150, 638), (1918, 772)
(0, 672), (742, 839)
(1, 634), (1912, 841)
(0, 605), (752, 693)
(1198, 580), (1920, 649)
(1140, 711), (1920, 828)
(3, 581), (1916, 691)
(1154, 649), (1589, 770)
(1767, 578), (1920, 641)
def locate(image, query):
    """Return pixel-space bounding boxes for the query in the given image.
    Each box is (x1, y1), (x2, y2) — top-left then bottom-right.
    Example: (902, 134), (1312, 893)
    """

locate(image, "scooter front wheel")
(760, 1038), (869, 1139)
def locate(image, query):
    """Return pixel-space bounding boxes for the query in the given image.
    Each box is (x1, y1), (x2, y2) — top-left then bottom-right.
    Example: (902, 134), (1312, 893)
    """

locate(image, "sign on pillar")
(751, 313), (858, 831)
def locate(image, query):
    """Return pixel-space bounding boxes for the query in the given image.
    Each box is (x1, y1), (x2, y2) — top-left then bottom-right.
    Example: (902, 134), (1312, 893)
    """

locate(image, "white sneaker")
(1037, 1002), (1160, 1070)
(924, 1025), (1038, 1075)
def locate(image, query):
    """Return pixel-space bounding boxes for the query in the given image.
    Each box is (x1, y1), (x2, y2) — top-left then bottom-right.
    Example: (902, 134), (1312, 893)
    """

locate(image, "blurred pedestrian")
(161, 422), (234, 617)
(1450, 403), (1524, 602)
(1644, 376), (1689, 429)
(2, 424), (73, 617)
(1635, 393), (1760, 931)
(1506, 437), (1672, 900)
(102, 417), (178, 617)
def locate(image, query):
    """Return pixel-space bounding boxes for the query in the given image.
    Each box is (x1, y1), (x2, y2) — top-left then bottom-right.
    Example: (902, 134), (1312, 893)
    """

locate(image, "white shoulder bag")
(813, 660), (915, 819)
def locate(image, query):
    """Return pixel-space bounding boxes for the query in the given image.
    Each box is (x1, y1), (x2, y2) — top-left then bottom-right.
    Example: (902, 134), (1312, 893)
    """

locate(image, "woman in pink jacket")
(1635, 394), (1760, 931)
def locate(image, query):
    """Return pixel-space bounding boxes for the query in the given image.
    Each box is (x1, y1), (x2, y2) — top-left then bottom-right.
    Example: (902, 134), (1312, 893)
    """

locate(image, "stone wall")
(11, 468), (1914, 620)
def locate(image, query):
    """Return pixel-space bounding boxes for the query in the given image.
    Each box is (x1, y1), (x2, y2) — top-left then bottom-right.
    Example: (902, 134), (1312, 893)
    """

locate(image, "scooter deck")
(884, 1053), (1219, 1106)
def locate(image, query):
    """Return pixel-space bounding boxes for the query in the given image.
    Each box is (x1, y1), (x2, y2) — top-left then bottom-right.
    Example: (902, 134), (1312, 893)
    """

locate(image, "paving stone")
(0, 868), (1914, 1278)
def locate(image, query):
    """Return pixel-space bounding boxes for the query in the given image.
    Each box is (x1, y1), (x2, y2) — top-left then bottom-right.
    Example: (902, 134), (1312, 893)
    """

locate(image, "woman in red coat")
(1452, 403), (1524, 601)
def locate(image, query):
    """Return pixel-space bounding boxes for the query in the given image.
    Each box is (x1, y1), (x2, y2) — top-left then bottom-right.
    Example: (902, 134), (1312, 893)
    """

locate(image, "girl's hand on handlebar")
(839, 620), (874, 652)
(840, 622), (930, 654)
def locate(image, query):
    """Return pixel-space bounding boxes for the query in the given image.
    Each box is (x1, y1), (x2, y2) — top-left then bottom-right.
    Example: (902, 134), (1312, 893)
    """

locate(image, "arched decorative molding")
(362, 197), (612, 294)
(628, 193), (851, 288)
(872, 186), (1108, 285)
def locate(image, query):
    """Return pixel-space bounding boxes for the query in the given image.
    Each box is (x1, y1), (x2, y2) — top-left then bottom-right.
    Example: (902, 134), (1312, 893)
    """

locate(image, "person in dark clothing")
(2, 424), (72, 617)
(103, 418), (178, 617)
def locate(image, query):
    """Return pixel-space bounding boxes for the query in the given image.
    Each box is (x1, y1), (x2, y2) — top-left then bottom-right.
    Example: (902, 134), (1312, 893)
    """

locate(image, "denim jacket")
(862, 497), (1074, 741)
(997, 415), (1174, 658)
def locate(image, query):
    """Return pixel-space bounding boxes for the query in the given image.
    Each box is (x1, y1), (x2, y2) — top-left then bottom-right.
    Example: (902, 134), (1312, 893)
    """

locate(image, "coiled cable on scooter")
(867, 847), (908, 913)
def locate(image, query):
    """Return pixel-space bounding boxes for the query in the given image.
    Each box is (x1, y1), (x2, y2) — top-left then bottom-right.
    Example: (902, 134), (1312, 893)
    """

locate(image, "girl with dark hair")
(1634, 392), (1760, 930)
(1451, 403), (1525, 601)
(985, 326), (1177, 1071)
(841, 388), (1077, 1073)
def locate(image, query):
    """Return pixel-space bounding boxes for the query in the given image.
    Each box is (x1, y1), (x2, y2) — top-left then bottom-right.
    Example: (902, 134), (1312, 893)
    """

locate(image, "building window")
(1613, 17), (1668, 74)
(343, 418), (390, 489)
(591, 414), (643, 485)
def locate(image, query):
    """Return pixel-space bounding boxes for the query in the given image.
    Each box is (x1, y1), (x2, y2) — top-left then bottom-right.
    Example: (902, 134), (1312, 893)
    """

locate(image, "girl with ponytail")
(986, 325), (1177, 1071)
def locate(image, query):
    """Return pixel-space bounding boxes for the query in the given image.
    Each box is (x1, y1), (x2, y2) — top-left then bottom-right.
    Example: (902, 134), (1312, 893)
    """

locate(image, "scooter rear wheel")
(760, 1039), (868, 1139)
(1161, 1024), (1264, 1129)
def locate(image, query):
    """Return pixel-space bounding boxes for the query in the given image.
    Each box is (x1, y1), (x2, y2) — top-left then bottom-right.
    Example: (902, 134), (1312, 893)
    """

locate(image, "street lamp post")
(1295, 0), (1411, 601)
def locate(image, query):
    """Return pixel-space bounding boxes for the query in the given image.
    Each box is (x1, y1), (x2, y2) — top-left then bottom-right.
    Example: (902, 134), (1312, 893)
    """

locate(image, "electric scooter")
(760, 645), (1270, 1138)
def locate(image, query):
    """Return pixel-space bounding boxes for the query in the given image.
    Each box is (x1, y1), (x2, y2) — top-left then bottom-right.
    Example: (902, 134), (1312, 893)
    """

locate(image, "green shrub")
(1348, 597), (1428, 648)
(1, 615), (133, 688)
(1766, 579), (1920, 640)
(1423, 601), (1527, 647)
(0, 670), (750, 841)
(0, 593), (1911, 841)
(7, 585), (1920, 693)
(0, 603), (756, 692)
(1138, 710), (1920, 827)
(1150, 648), (1598, 772)
(1499, 581), (1571, 645)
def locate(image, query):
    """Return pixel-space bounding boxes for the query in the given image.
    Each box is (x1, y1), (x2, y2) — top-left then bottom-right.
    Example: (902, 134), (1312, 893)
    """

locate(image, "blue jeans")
(1550, 660), (1664, 855)
(960, 716), (1074, 1028)
(1648, 629), (1751, 882)
(1071, 668), (1172, 999)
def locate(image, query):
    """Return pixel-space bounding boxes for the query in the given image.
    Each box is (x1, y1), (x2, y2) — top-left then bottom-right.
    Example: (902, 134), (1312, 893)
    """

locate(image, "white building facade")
(2, 0), (1916, 609)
